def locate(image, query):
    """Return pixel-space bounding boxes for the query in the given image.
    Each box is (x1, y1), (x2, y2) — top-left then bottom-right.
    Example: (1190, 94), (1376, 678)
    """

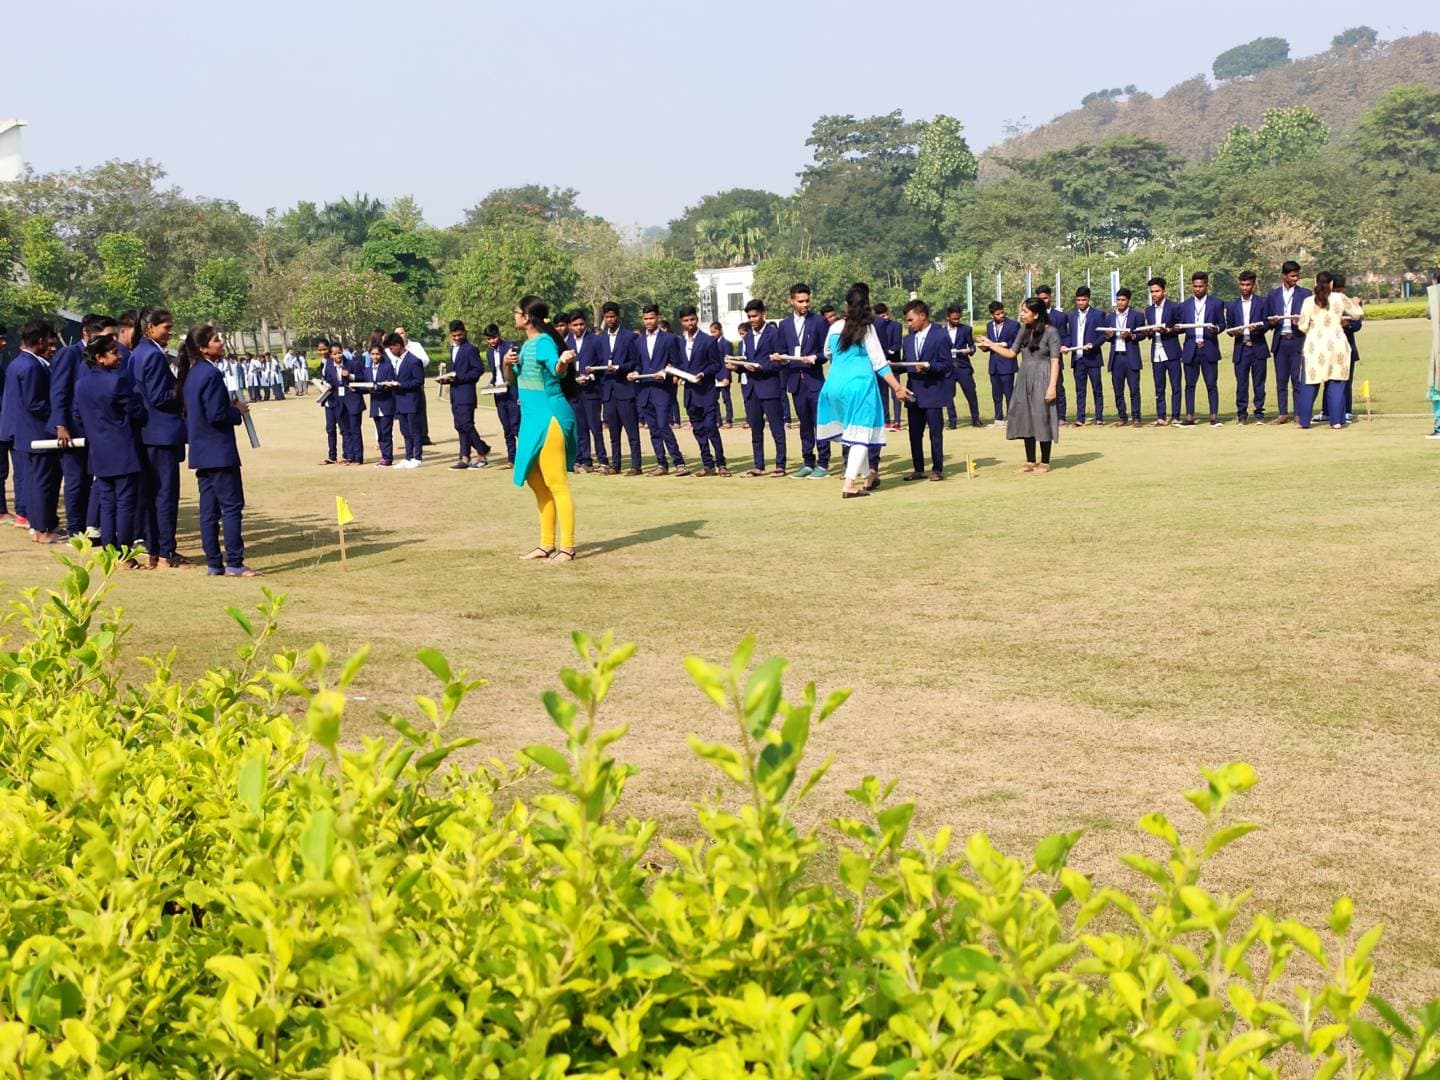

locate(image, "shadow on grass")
(175, 504), (426, 574)
(583, 519), (708, 556)
(1050, 451), (1103, 471)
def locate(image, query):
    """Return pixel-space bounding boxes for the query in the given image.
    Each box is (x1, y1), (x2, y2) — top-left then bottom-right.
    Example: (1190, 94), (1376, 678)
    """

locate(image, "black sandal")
(519, 547), (555, 561)
(842, 489), (870, 499)
(546, 548), (576, 563)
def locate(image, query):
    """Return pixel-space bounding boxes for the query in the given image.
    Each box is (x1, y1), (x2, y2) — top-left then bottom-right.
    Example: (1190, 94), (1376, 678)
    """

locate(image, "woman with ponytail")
(981, 297), (1062, 473)
(1296, 271), (1362, 430)
(504, 295), (579, 562)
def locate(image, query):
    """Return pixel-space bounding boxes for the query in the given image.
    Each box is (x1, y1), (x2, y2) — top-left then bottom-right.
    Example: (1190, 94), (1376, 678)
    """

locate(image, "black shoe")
(449, 461), (470, 470)
(946, 422), (957, 430)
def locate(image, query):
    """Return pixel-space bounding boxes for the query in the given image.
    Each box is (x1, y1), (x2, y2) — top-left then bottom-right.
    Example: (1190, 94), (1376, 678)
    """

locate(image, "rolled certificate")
(436, 372), (456, 382)
(348, 381), (376, 390)
(888, 361), (921, 368)
(950, 347), (974, 356)
(636, 371), (668, 380)
(664, 364), (700, 384)
(479, 385), (508, 395)
(315, 385), (333, 406)
(1171, 323), (1217, 331)
(1271, 314), (1301, 322)
(587, 364), (619, 372)
(29, 437), (87, 450)
(726, 359), (759, 369)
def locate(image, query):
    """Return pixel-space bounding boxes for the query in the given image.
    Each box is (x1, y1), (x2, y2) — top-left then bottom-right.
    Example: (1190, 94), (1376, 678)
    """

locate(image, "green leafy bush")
(2, 549), (1438, 1077)
(1360, 301), (1428, 321)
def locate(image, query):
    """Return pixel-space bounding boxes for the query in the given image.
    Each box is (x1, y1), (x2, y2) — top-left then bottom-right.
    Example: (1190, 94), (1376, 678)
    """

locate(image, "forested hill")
(980, 32), (1440, 178)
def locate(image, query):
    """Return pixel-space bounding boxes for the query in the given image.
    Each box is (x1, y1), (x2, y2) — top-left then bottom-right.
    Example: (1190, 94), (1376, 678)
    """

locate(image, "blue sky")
(7, 0), (1436, 229)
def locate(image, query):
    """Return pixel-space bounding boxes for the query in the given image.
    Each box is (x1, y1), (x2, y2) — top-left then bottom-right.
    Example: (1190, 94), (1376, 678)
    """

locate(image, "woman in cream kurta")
(1296, 272), (1363, 430)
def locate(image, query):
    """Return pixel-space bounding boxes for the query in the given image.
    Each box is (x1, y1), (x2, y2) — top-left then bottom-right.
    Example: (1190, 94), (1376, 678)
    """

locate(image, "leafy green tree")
(186, 257), (251, 332)
(287, 269), (413, 346)
(384, 195), (427, 232)
(1349, 85), (1440, 194)
(1331, 26), (1377, 50)
(1214, 107), (1328, 175)
(664, 189), (780, 264)
(750, 253), (868, 312)
(624, 255), (697, 324)
(558, 217), (636, 323)
(19, 216), (70, 297)
(1393, 173), (1440, 272)
(464, 185), (585, 230)
(442, 223), (577, 333)
(802, 110), (921, 179)
(1212, 36), (1290, 80)
(95, 231), (147, 310)
(902, 115), (979, 233)
(356, 219), (440, 311)
(317, 193), (386, 249)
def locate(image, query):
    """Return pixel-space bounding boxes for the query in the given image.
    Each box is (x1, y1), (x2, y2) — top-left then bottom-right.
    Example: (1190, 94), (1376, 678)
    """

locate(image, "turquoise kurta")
(511, 334), (577, 487)
(816, 323), (891, 448)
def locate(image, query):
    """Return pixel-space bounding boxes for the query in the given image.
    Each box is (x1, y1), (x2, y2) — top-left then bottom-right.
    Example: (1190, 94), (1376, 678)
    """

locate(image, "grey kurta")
(1005, 325), (1063, 442)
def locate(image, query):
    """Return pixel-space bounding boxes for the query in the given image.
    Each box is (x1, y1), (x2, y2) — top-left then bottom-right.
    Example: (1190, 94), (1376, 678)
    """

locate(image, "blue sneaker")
(808, 466), (829, 479)
(789, 467), (814, 479)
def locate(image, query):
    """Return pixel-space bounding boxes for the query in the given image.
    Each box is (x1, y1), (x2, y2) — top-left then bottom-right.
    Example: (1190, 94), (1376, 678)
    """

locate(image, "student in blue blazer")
(566, 311), (607, 471)
(1036, 285), (1070, 423)
(389, 333), (427, 467)
(1102, 288), (1145, 426)
(333, 342), (367, 464)
(1064, 288), (1108, 425)
(181, 326), (257, 576)
(595, 303), (641, 475)
(316, 338), (342, 464)
(445, 320), (490, 470)
(5, 319), (64, 542)
(677, 306), (727, 475)
(709, 322), (735, 427)
(482, 324), (522, 467)
(1331, 272), (1364, 423)
(941, 305), (981, 428)
(774, 283), (831, 477)
(737, 299), (786, 476)
(367, 344), (398, 465)
(898, 300), (954, 481)
(1178, 272), (1226, 426)
(872, 304), (903, 429)
(1140, 278), (1183, 426)
(1265, 260), (1311, 424)
(633, 305), (689, 475)
(74, 334), (145, 561)
(130, 309), (190, 567)
(0, 323), (16, 525)
(979, 301), (1020, 424)
(48, 313), (110, 537)
(1225, 271), (1271, 424)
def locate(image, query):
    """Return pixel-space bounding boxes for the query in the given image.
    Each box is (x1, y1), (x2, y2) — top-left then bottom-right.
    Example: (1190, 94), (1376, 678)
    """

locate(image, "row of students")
(0, 312), (257, 574)
(314, 328), (437, 468)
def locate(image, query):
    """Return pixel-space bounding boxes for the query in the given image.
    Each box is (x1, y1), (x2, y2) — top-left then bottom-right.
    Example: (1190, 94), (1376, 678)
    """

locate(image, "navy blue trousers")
(1152, 360), (1182, 420)
(1074, 367), (1104, 423)
(196, 465), (245, 570)
(1273, 341), (1304, 416)
(990, 372), (1015, 421)
(795, 388), (830, 469)
(748, 396), (786, 471)
(26, 450), (62, 533)
(451, 403), (489, 460)
(373, 414), (394, 463)
(496, 398), (521, 462)
(605, 399), (642, 471)
(1054, 368), (1068, 423)
(574, 394), (604, 466)
(1297, 381), (1345, 429)
(59, 444), (92, 535)
(142, 444), (182, 560)
(719, 384), (734, 424)
(416, 394), (430, 442)
(1183, 360), (1219, 417)
(907, 404), (944, 474)
(645, 394), (685, 468)
(398, 413), (422, 461)
(95, 472), (140, 553)
(950, 370), (981, 426)
(1110, 365), (1142, 422)
(341, 411), (365, 463)
(1234, 349), (1269, 419)
(687, 402), (726, 469)
(0, 439), (14, 516)
(323, 407), (339, 461)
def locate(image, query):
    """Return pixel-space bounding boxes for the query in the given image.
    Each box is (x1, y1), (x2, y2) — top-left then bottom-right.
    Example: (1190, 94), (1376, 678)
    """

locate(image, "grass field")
(4, 319), (1439, 1006)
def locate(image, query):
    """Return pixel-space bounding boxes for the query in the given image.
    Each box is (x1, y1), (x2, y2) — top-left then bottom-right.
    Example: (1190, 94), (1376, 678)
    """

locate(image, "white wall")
(0, 121), (27, 183)
(694, 264), (755, 341)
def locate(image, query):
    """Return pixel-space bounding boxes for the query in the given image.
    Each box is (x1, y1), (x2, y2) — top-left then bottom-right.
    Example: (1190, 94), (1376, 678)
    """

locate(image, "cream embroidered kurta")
(1297, 291), (1364, 384)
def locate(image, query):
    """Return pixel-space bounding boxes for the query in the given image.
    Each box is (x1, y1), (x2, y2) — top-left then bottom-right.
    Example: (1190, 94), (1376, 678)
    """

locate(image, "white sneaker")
(85, 526), (102, 540)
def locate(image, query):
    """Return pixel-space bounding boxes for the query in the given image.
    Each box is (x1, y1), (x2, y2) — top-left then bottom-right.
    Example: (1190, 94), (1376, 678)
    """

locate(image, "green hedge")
(2, 547), (1438, 1077)
(1362, 302), (1428, 321)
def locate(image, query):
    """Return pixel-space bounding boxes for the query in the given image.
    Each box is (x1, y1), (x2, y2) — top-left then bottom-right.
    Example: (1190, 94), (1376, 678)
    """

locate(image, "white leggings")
(844, 443), (869, 481)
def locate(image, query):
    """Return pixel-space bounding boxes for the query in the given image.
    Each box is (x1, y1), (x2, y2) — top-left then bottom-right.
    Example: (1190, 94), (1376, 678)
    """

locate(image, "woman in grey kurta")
(980, 297), (1061, 473)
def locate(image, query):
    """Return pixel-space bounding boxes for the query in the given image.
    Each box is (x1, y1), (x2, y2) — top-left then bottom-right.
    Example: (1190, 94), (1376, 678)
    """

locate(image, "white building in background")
(0, 120), (27, 182)
(695, 264), (755, 339)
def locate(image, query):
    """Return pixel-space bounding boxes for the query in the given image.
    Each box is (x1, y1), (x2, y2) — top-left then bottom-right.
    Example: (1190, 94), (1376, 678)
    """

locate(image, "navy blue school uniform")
(982, 317), (1021, 422)
(680, 330), (726, 470)
(132, 338), (186, 561)
(183, 360), (246, 572)
(1226, 294), (1271, 421)
(0, 351), (26, 520)
(874, 317), (903, 425)
(1045, 307), (1070, 421)
(742, 321), (786, 472)
(74, 362), (144, 552)
(941, 322), (980, 427)
(394, 350), (426, 461)
(637, 329), (687, 470)
(319, 357), (342, 461)
(1065, 305), (1107, 423)
(369, 357), (397, 463)
(448, 339), (490, 462)
(1266, 283), (1311, 418)
(47, 340), (92, 535)
(338, 358), (367, 463)
(1144, 299), (1183, 421)
(7, 351), (60, 533)
(713, 334), (736, 424)
(1339, 309), (1363, 419)
(776, 310), (831, 471)
(1178, 294), (1225, 419)
(485, 341), (521, 464)
(902, 323), (954, 475)
(1104, 307), (1145, 423)
(599, 327), (641, 473)
(568, 330), (607, 467)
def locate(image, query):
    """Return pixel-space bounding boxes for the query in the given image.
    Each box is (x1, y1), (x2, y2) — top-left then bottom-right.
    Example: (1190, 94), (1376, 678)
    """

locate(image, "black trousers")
(605, 399), (642, 471)
(907, 404), (944, 474)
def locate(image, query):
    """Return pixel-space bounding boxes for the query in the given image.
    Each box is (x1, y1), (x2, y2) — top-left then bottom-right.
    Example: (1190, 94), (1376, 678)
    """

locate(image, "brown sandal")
(519, 547), (555, 560)
(546, 549), (576, 563)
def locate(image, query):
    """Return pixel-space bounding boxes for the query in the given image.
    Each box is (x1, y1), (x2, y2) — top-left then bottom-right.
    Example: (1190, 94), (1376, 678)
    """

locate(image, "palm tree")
(719, 209), (766, 266)
(318, 193), (387, 248)
(692, 218), (727, 266)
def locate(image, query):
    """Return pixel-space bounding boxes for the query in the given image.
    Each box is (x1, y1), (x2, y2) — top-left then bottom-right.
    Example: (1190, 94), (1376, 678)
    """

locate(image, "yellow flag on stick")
(336, 496), (354, 527)
(966, 454), (976, 479)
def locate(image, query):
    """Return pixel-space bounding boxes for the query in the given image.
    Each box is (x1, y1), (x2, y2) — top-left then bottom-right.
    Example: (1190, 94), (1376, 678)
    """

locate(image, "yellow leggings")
(526, 418), (574, 550)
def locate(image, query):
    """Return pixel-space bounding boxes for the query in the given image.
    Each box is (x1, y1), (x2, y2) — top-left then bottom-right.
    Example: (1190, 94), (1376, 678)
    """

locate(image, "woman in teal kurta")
(505, 296), (578, 562)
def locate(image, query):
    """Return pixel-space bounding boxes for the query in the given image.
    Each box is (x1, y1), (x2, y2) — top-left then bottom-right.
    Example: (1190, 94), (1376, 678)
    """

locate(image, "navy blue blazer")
(901, 325), (954, 409)
(636, 330), (680, 406)
(1178, 296), (1225, 364)
(449, 340), (483, 407)
(775, 311), (830, 394)
(183, 362), (242, 470)
(1225, 296), (1271, 361)
(74, 364), (145, 477)
(679, 332), (722, 406)
(941, 322), (976, 372)
(48, 341), (87, 436)
(1064, 307), (1107, 370)
(982, 318), (1020, 375)
(132, 338), (185, 447)
(370, 358), (397, 418)
(485, 341), (518, 403)
(1047, 307), (1070, 341)
(1144, 300), (1183, 362)
(3, 351), (54, 449)
(599, 327), (639, 403)
(339, 357), (368, 416)
(874, 317), (902, 362)
(394, 352), (426, 414)
(567, 331), (606, 397)
(1104, 307), (1146, 370)
(1266, 285), (1312, 351)
(741, 323), (784, 400)
(319, 358), (343, 410)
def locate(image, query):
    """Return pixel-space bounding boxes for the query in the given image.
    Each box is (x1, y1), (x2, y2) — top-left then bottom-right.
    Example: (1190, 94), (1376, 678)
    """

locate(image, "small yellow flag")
(1360, 380), (1371, 400)
(966, 454), (976, 479)
(336, 495), (354, 528)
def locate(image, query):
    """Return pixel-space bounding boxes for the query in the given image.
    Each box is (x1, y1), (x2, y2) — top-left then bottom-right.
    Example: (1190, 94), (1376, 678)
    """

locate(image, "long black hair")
(1313, 271), (1334, 312)
(1016, 297), (1050, 352)
(839, 282), (873, 352)
(176, 324), (221, 394)
(518, 295), (578, 402)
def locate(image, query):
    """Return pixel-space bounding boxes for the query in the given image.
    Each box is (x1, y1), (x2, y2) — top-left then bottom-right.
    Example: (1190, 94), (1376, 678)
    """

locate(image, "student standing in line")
(316, 338), (342, 464)
(1035, 285), (1069, 425)
(942, 304), (980, 428)
(709, 321), (735, 428)
(1296, 271), (1361, 431)
(1141, 277), (1183, 427)
(566, 311), (607, 472)
(899, 299), (953, 482)
(598, 303), (642, 476)
(181, 325), (258, 577)
(390, 333), (427, 468)
(736, 299), (786, 477)
(74, 333), (144, 564)
(633, 305), (689, 475)
(368, 343), (397, 466)
(132, 308), (190, 568)
(1226, 271), (1270, 425)
(394, 326), (432, 446)
(333, 342), (366, 465)
(873, 303), (903, 430)
(47, 313), (105, 537)
(1064, 287), (1105, 426)
(6, 319), (64, 542)
(979, 300), (1019, 425)
(773, 283), (831, 478)
(1102, 288), (1144, 427)
(1266, 260), (1311, 424)
(982, 298), (1061, 475)
(445, 320), (491, 470)
(0, 323), (17, 527)
(483, 324), (522, 468)
(1178, 271), (1225, 427)
(678, 305), (727, 475)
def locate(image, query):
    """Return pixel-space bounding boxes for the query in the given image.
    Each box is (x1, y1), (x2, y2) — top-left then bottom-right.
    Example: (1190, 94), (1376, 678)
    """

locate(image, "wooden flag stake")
(338, 522), (348, 572)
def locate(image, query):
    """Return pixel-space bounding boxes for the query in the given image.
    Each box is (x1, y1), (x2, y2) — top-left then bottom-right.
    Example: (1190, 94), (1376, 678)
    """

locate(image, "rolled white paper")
(29, 438), (87, 450)
(664, 365), (699, 384)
